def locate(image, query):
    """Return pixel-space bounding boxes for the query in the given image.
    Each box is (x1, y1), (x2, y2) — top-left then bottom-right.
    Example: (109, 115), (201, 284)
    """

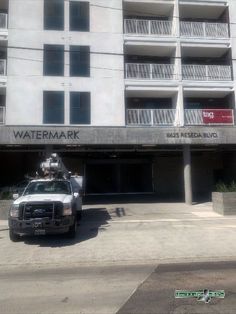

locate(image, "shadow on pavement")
(22, 207), (111, 247)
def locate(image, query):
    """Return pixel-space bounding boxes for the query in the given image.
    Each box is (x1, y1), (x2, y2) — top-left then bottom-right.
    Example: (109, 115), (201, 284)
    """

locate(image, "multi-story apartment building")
(0, 0), (236, 203)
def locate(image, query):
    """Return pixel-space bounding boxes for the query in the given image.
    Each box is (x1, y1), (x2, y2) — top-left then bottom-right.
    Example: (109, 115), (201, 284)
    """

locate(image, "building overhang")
(0, 126), (236, 146)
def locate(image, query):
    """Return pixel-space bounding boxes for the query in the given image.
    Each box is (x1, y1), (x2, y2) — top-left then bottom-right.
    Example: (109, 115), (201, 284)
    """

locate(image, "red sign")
(202, 109), (234, 124)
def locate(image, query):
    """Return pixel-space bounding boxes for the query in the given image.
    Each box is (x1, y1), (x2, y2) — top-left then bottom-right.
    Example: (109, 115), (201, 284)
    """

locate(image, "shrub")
(215, 181), (236, 192)
(1, 191), (13, 200)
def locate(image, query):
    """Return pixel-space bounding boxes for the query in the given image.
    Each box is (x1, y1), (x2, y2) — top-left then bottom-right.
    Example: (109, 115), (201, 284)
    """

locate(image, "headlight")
(63, 203), (72, 216)
(10, 204), (20, 218)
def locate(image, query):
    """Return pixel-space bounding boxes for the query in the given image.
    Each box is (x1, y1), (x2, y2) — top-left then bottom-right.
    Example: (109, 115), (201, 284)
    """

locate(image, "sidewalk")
(1, 202), (236, 267)
(82, 201), (228, 222)
(0, 201), (226, 228)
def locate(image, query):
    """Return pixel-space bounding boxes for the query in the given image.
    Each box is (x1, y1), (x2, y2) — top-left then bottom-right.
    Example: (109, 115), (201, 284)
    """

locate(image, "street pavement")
(0, 261), (235, 314)
(118, 261), (236, 314)
(0, 264), (154, 314)
(0, 202), (236, 313)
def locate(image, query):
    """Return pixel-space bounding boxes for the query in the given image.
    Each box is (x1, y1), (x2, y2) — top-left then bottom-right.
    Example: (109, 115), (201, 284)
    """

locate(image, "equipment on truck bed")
(40, 153), (70, 179)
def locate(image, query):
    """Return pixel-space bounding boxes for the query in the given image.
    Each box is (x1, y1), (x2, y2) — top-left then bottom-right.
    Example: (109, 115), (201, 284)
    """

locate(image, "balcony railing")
(126, 63), (176, 80)
(185, 109), (234, 125)
(127, 108), (234, 126)
(0, 106), (5, 124)
(182, 65), (232, 81)
(0, 59), (6, 76)
(180, 21), (229, 38)
(0, 13), (7, 29)
(127, 109), (176, 126)
(124, 19), (173, 36)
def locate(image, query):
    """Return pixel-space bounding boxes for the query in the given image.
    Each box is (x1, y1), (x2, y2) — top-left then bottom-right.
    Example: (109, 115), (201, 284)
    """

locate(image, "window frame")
(70, 92), (91, 125)
(69, 1), (90, 32)
(43, 91), (65, 124)
(43, 44), (64, 77)
(69, 45), (90, 77)
(44, 0), (64, 31)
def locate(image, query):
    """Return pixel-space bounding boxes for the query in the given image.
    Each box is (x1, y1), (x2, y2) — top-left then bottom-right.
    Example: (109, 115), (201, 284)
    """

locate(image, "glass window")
(24, 181), (71, 195)
(70, 1), (90, 31)
(70, 46), (90, 77)
(44, 0), (64, 30)
(43, 91), (64, 124)
(44, 45), (64, 76)
(70, 92), (91, 124)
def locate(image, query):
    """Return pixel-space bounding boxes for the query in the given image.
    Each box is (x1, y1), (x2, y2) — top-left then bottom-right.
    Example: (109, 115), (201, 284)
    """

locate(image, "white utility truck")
(8, 154), (83, 241)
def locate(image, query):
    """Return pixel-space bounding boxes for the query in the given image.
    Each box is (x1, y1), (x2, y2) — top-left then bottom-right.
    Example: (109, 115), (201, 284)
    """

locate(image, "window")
(43, 91), (64, 124)
(44, 45), (64, 76)
(70, 92), (91, 124)
(70, 1), (90, 31)
(70, 46), (90, 77)
(44, 0), (64, 30)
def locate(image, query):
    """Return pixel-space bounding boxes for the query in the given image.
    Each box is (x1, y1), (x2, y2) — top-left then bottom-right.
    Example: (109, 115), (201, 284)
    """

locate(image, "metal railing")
(180, 21), (229, 38)
(125, 63), (176, 80)
(124, 19), (173, 36)
(185, 109), (234, 125)
(0, 13), (7, 29)
(0, 106), (5, 124)
(182, 65), (232, 81)
(0, 59), (6, 75)
(127, 109), (176, 126)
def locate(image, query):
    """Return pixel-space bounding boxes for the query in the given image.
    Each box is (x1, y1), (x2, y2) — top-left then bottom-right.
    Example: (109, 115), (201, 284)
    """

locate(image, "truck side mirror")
(13, 193), (19, 200)
(73, 192), (79, 198)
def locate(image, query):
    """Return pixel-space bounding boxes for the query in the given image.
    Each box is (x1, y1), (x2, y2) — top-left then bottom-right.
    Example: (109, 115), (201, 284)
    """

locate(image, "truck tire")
(9, 229), (21, 242)
(66, 220), (77, 239)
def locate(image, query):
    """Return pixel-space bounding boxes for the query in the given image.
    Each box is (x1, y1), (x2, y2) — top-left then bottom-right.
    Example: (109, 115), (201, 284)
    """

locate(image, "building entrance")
(85, 160), (153, 194)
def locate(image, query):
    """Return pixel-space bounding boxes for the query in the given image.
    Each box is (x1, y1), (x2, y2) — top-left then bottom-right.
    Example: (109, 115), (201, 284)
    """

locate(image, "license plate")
(34, 229), (46, 235)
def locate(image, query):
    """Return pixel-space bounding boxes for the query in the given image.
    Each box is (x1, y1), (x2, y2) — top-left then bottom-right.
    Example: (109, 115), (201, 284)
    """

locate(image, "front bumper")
(8, 216), (75, 235)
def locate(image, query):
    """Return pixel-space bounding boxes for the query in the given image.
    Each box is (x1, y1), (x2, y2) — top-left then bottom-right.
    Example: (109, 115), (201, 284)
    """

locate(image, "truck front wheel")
(9, 229), (21, 242)
(66, 220), (77, 239)
(77, 210), (82, 221)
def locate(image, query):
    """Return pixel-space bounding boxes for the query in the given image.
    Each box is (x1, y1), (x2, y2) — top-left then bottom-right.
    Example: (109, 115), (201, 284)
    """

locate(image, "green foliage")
(215, 181), (236, 192)
(0, 191), (12, 200)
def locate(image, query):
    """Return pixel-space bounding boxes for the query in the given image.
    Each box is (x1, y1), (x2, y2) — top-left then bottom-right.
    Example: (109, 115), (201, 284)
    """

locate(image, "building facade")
(1, 0), (236, 202)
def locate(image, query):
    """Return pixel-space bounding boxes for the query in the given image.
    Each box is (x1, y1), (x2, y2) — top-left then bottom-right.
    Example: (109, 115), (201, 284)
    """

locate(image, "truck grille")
(20, 202), (63, 220)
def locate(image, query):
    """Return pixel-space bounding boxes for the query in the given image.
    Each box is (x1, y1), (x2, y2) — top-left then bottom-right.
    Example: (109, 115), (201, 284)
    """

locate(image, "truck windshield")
(24, 181), (71, 195)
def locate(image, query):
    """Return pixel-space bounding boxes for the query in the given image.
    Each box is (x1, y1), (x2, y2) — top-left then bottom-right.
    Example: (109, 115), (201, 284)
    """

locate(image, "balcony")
(0, 13), (7, 30)
(185, 109), (234, 125)
(0, 106), (5, 124)
(127, 108), (234, 126)
(125, 63), (176, 80)
(127, 109), (176, 126)
(0, 59), (6, 76)
(180, 21), (229, 39)
(124, 19), (174, 37)
(182, 65), (232, 81)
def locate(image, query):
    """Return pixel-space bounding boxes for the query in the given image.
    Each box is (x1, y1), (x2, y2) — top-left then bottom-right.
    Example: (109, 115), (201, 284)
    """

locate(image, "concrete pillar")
(183, 145), (192, 205)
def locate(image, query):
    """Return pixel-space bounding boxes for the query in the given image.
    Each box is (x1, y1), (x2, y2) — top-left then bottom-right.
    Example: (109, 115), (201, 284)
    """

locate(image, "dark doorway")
(85, 161), (153, 194)
(120, 163), (153, 193)
(86, 164), (119, 194)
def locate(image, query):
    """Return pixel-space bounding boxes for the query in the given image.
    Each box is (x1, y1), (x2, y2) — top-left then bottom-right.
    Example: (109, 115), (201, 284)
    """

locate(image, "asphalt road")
(0, 261), (236, 314)
(118, 261), (236, 314)
(0, 263), (154, 314)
